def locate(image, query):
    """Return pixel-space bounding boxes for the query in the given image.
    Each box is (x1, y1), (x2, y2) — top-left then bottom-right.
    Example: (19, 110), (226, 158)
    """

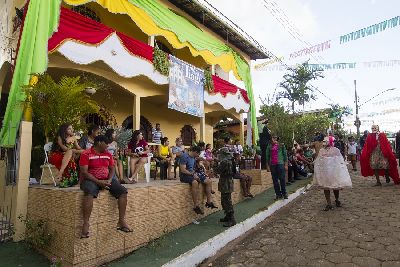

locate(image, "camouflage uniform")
(215, 148), (236, 227)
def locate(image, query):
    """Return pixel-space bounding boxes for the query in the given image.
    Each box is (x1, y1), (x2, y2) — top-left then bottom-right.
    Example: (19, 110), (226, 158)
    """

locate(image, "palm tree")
(277, 62), (324, 113)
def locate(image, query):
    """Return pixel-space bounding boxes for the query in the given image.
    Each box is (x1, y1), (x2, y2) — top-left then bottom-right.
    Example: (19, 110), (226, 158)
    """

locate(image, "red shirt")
(128, 139), (148, 157)
(79, 147), (114, 180)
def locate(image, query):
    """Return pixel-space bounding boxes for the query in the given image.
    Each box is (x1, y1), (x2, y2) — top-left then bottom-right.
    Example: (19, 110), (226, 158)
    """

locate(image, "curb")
(163, 183), (313, 267)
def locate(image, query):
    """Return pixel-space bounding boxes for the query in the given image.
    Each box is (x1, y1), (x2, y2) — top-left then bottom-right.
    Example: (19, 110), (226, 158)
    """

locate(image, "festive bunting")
(340, 16), (400, 44)
(289, 40), (331, 60)
(256, 60), (400, 72)
(253, 56), (284, 70)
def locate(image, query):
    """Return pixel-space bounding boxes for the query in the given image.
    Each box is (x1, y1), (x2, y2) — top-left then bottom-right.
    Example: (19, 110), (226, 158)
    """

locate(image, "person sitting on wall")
(171, 137), (185, 179)
(179, 145), (216, 215)
(105, 128), (124, 183)
(157, 137), (173, 180)
(296, 148), (314, 173)
(79, 135), (132, 238)
(128, 130), (150, 183)
(49, 123), (84, 187)
(79, 124), (101, 150)
(232, 153), (253, 198)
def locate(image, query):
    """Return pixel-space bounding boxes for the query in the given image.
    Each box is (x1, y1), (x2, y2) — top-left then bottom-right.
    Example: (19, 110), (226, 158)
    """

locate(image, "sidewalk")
(205, 172), (400, 267)
(0, 177), (311, 267)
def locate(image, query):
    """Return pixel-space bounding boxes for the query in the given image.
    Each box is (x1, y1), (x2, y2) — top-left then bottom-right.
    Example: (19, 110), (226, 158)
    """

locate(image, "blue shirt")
(179, 152), (195, 179)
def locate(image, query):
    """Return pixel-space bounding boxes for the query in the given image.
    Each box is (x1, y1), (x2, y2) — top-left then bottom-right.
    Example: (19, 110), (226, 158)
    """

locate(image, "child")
(194, 159), (216, 196)
(347, 136), (357, 171)
(105, 129), (124, 183)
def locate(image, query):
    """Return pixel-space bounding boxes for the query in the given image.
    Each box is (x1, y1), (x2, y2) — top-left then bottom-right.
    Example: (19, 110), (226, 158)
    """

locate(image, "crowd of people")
(46, 120), (400, 236)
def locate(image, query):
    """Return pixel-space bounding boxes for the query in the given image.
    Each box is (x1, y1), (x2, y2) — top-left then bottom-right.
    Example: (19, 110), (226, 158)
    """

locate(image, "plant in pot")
(23, 73), (102, 142)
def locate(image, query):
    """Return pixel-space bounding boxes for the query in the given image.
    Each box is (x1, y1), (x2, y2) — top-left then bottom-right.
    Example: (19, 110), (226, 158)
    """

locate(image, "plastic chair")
(127, 153), (152, 183)
(40, 142), (57, 186)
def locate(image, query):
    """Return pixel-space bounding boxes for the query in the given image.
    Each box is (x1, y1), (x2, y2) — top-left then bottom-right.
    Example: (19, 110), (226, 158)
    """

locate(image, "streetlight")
(354, 79), (396, 138)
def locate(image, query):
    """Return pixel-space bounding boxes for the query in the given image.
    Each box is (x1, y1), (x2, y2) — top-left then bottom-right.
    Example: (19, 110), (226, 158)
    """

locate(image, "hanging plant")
(203, 67), (214, 93)
(153, 45), (169, 76)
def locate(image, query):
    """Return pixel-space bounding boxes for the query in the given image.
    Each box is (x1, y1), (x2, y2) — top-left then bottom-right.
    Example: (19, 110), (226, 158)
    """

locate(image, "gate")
(0, 142), (19, 243)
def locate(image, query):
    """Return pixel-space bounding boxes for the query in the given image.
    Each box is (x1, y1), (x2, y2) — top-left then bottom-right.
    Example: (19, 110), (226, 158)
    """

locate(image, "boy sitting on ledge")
(79, 135), (132, 238)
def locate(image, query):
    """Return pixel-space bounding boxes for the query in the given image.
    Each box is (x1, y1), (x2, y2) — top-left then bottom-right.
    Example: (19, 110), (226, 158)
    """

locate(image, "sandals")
(117, 226), (133, 233)
(205, 202), (218, 209)
(323, 204), (333, 211)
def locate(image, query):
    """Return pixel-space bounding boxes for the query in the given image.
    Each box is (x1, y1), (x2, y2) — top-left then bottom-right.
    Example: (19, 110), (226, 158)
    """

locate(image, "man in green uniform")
(215, 147), (236, 227)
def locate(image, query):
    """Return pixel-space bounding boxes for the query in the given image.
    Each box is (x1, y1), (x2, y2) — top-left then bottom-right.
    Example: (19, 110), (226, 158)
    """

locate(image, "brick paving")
(205, 171), (400, 267)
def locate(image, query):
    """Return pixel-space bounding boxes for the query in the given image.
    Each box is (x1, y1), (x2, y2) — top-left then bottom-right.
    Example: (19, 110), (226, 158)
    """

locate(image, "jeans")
(270, 164), (286, 196)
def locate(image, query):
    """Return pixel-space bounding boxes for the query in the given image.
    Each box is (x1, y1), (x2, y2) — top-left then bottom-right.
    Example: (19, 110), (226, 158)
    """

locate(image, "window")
(181, 125), (196, 146)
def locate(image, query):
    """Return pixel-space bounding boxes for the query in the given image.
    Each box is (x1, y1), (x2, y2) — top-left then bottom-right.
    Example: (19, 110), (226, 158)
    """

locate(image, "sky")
(200, 0), (400, 132)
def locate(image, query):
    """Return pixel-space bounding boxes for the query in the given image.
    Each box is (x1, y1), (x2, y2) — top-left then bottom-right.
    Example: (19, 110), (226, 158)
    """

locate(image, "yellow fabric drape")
(64, 0), (242, 80)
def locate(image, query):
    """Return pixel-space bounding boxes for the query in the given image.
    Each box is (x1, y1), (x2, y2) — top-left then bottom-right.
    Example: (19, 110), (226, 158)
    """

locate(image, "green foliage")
(259, 103), (294, 148)
(203, 67), (214, 92)
(328, 104), (352, 123)
(25, 74), (100, 140)
(18, 215), (54, 249)
(277, 61), (324, 112)
(294, 114), (330, 143)
(153, 45), (169, 76)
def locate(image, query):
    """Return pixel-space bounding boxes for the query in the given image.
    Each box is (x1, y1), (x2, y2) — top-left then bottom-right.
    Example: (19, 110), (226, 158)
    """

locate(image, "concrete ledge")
(163, 183), (312, 267)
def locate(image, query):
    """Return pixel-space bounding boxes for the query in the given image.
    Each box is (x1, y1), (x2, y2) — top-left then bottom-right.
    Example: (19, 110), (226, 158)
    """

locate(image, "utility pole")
(354, 80), (361, 138)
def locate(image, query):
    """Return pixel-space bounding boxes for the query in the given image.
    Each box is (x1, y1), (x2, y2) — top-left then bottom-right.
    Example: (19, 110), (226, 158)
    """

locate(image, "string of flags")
(257, 60), (400, 72)
(254, 15), (400, 70)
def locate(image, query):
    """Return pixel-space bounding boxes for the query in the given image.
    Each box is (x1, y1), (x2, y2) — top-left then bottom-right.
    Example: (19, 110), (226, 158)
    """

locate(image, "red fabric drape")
(49, 8), (250, 104)
(48, 7), (153, 61)
(212, 75), (238, 96)
(211, 75), (250, 104)
(360, 133), (400, 184)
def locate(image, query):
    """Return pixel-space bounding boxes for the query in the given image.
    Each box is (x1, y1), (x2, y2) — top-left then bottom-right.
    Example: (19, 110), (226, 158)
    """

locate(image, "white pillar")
(148, 35), (155, 47)
(239, 113), (245, 146)
(133, 95), (141, 130)
(200, 115), (206, 142)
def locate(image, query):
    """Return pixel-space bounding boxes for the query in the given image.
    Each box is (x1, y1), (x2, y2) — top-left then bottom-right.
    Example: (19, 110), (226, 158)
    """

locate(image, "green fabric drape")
(0, 0), (62, 147)
(129, 0), (258, 141)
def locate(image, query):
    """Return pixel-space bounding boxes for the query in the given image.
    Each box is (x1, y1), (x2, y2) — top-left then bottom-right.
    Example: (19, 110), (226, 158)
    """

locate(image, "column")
(148, 35), (155, 47)
(133, 95), (141, 130)
(239, 113), (245, 146)
(12, 121), (33, 241)
(199, 115), (206, 142)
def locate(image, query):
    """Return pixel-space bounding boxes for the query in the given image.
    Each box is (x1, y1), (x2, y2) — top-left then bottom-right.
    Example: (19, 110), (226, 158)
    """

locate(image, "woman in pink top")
(127, 130), (150, 183)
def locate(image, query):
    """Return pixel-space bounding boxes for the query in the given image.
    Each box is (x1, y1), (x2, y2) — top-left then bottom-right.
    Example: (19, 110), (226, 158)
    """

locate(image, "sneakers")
(205, 202), (218, 209)
(283, 194), (288, 199)
(193, 206), (204, 215)
(275, 195), (282, 200)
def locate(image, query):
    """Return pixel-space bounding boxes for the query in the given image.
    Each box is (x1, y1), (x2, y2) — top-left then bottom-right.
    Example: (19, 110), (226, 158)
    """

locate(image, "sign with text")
(168, 56), (204, 117)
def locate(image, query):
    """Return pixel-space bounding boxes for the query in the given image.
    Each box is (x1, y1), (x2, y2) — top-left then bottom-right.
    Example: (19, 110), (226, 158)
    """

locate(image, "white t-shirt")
(347, 142), (357, 155)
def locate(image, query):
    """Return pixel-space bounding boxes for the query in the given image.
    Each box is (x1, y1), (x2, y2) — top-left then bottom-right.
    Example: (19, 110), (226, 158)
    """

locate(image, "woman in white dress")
(314, 137), (352, 211)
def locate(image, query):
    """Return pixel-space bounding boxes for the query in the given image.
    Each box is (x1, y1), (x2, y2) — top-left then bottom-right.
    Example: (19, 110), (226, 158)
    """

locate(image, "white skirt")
(313, 152), (352, 189)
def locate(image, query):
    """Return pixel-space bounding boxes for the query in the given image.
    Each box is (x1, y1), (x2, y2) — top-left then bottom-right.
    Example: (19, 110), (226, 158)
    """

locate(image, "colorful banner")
(340, 16), (400, 44)
(289, 40), (331, 59)
(257, 60), (400, 72)
(253, 56), (284, 70)
(168, 56), (204, 117)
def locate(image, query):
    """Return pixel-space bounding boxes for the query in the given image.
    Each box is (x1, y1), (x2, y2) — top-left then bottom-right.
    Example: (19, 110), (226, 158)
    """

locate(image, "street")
(204, 170), (400, 267)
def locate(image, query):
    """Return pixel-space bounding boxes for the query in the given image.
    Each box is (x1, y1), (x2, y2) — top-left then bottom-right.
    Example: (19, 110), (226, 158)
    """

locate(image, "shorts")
(348, 154), (357, 161)
(80, 179), (127, 199)
(180, 174), (206, 184)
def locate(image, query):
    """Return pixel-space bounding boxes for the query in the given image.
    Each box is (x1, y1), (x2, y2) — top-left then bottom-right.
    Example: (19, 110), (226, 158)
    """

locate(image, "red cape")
(360, 133), (399, 184)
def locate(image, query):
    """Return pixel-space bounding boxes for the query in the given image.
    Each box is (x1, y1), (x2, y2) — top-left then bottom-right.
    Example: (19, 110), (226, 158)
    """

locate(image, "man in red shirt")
(79, 135), (131, 238)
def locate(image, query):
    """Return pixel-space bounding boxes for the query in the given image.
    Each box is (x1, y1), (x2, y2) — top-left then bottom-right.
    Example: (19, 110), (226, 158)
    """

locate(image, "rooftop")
(167, 0), (271, 60)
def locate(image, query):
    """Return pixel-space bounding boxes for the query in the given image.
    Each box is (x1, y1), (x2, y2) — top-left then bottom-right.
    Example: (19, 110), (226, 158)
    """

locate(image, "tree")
(277, 62), (324, 112)
(26, 74), (101, 140)
(294, 114), (330, 144)
(259, 102), (294, 148)
(328, 104), (352, 125)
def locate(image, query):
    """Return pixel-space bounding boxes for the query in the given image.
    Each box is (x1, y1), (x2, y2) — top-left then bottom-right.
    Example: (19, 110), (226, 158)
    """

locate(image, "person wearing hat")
(360, 125), (400, 185)
(214, 147), (236, 227)
(266, 135), (288, 200)
(314, 137), (352, 211)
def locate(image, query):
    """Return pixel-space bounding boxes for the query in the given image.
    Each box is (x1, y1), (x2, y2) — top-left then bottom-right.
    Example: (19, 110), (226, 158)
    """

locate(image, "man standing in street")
(259, 119), (271, 170)
(266, 135), (288, 200)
